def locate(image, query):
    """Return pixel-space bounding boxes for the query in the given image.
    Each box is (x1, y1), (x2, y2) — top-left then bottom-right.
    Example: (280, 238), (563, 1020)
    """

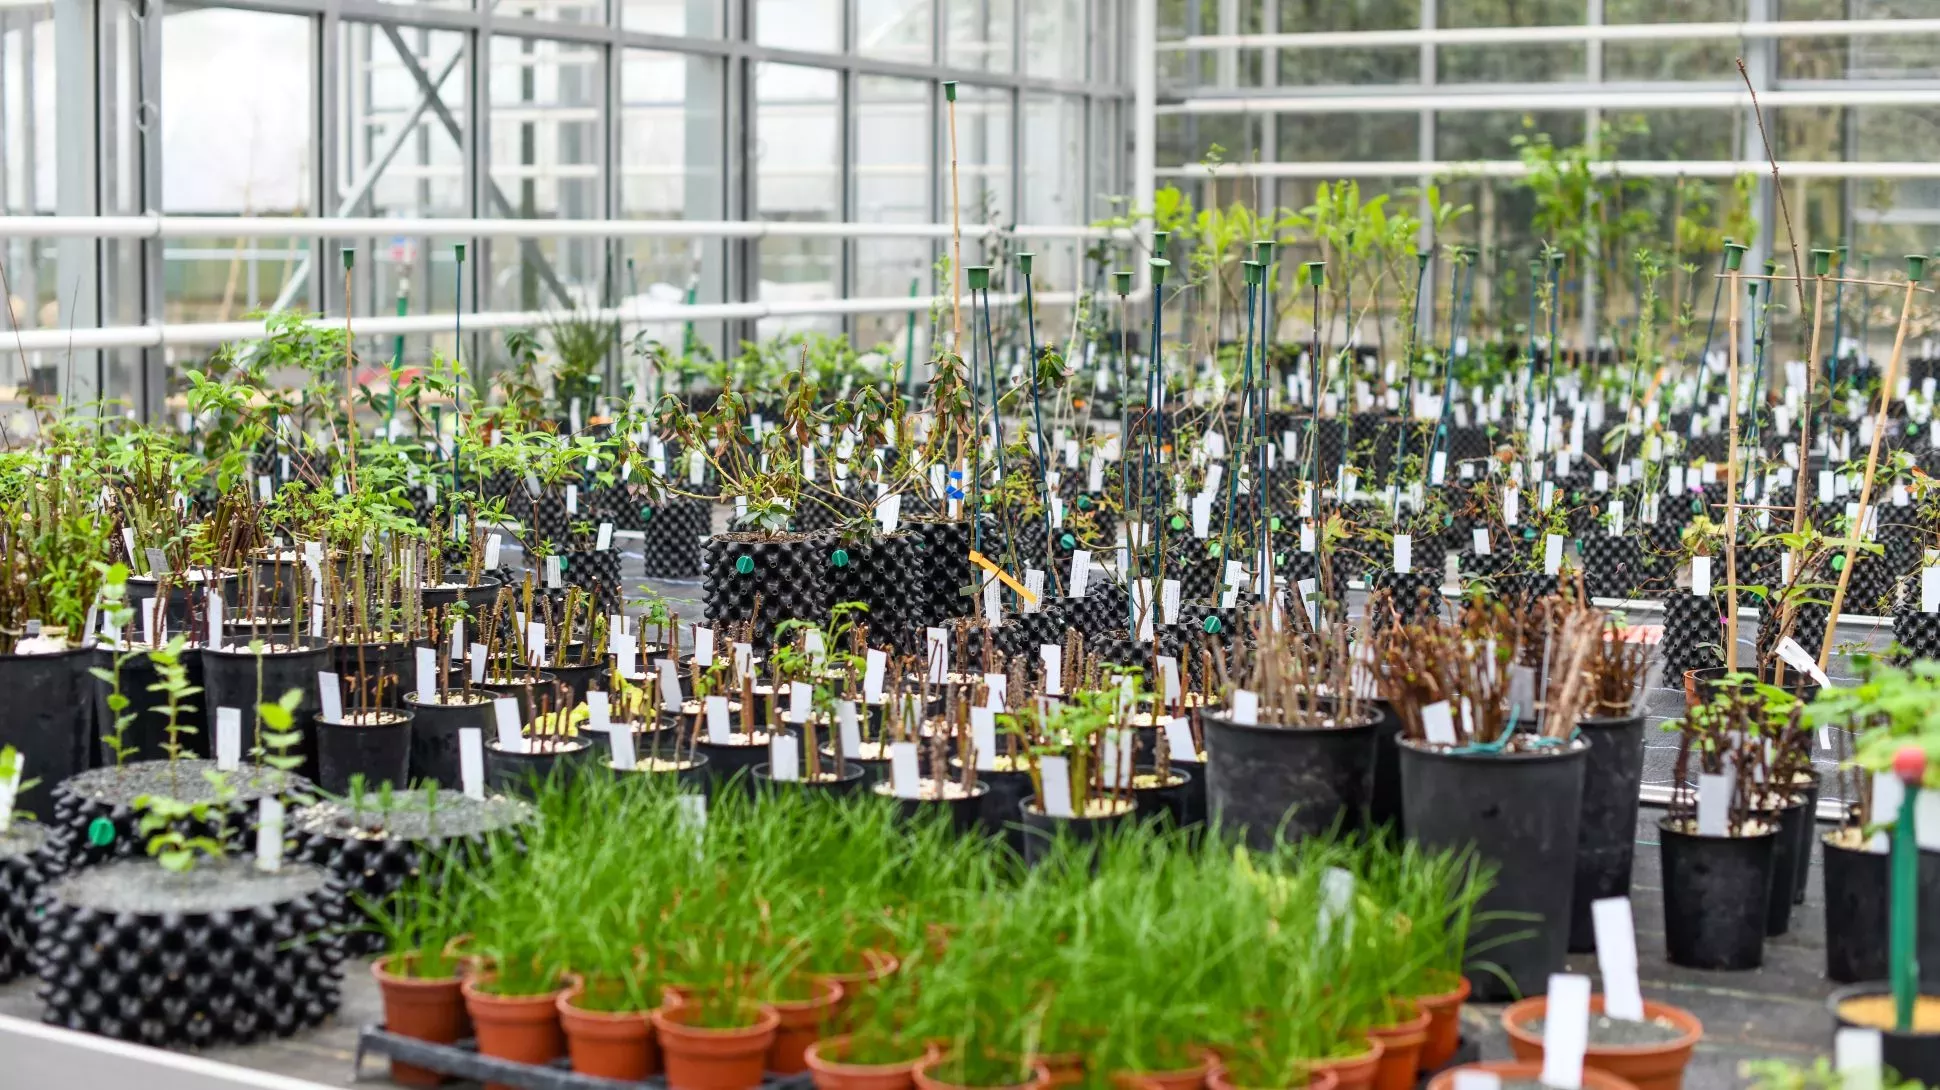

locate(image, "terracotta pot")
(1427, 1061), (1640, 1090)
(1207, 1067), (1340, 1090)
(1035, 1052), (1087, 1088)
(373, 956), (465, 1087)
(814, 949), (899, 1027)
(461, 974), (566, 1090)
(1365, 1005), (1430, 1090)
(807, 1034), (934, 1090)
(557, 987), (666, 1081)
(913, 1057), (1053, 1090)
(1414, 976), (1471, 1070)
(1501, 995), (1702, 1090)
(769, 979), (847, 1074)
(1310, 1037), (1383, 1090)
(654, 999), (782, 1090)
(1112, 1056), (1213, 1090)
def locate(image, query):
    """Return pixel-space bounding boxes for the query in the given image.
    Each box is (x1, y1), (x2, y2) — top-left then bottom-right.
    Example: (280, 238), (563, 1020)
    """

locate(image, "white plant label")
(416, 646), (438, 704)
(207, 590), (224, 648)
(876, 492), (901, 533)
(1038, 755), (1075, 817)
(527, 622), (548, 667)
(1300, 521), (1316, 553)
(1422, 700), (1458, 746)
(889, 741), (921, 799)
(1592, 897), (1645, 1021)
(1504, 487), (1520, 525)
(1696, 772), (1733, 837)
(693, 627), (714, 667)
(1773, 637), (1831, 688)
(469, 643), (488, 684)
(1473, 527), (1491, 555)
(0, 755), (19, 830)
(1540, 972), (1593, 1090)
(1161, 579), (1182, 625)
(1069, 549), (1092, 599)
(544, 555), (563, 589)
(982, 672), (1008, 711)
(450, 617), (465, 663)
(587, 691), (611, 733)
(1921, 566), (1938, 613)
(863, 648), (887, 702)
(733, 642), (753, 682)
(1609, 499), (1624, 537)
(1041, 644), (1063, 694)
(1157, 655), (1181, 702)
(565, 484), (578, 515)
(1836, 1028), (1885, 1090)
(704, 695), (732, 744)
(318, 672), (343, 722)
(1024, 568), (1045, 612)
(596, 522), (613, 551)
(1393, 534), (1412, 574)
(1544, 533), (1564, 576)
(484, 534), (502, 570)
(459, 729), (485, 799)
(255, 796), (286, 872)
(982, 571), (1002, 625)
(1164, 716), (1197, 762)
(836, 700), (862, 758)
(493, 697), (524, 753)
(216, 707), (242, 771)
(788, 680), (812, 724)
(1231, 688), (1260, 725)
(657, 659), (684, 710)
(970, 706), (998, 771)
(768, 734), (801, 782)
(1692, 556), (1712, 597)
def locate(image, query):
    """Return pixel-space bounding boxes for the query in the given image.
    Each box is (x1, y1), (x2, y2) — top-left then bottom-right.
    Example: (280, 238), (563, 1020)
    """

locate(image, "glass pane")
(758, 0), (839, 54)
(1437, 111), (1584, 160)
(622, 0), (721, 35)
(488, 0), (602, 25)
(1279, 0), (1418, 31)
(1157, 113), (1262, 169)
(858, 0), (933, 63)
(1442, 0), (1584, 27)
(756, 63), (840, 337)
(854, 75), (933, 356)
(1279, 113), (1418, 161)
(487, 35), (602, 313)
(1023, 94), (1084, 289)
(946, 0), (1013, 74)
(1277, 47), (1417, 86)
(1440, 43), (1584, 83)
(1606, 39), (1737, 81)
(1608, 110), (1736, 161)
(947, 83), (1012, 224)
(1024, 0), (1084, 80)
(1606, 0), (1734, 20)
(620, 49), (725, 362)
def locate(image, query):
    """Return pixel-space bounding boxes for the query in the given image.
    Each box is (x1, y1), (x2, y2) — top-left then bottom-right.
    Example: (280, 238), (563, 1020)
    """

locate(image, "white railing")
(1160, 16), (1940, 51)
(1156, 159), (1940, 180)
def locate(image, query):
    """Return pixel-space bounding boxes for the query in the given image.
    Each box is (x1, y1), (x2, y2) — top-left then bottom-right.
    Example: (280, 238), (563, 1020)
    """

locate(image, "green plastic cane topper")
(1302, 261), (1324, 288)
(1150, 258), (1170, 287)
(943, 81), (957, 102)
(1908, 254), (1929, 281)
(1253, 239), (1274, 265)
(1153, 230), (1169, 255)
(831, 549), (850, 568)
(1722, 240), (1747, 271)
(1242, 260), (1264, 287)
(1016, 252), (1034, 277)
(966, 266), (992, 292)
(1812, 248), (1834, 277)
(1113, 271), (1134, 296)
(735, 555), (755, 575)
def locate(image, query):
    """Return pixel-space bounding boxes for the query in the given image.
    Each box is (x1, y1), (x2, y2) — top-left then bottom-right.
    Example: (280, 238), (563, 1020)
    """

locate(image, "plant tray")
(353, 1024), (816, 1090)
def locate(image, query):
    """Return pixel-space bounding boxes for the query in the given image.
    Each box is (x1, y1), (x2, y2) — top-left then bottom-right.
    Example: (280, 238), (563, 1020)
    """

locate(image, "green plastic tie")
(735, 555), (755, 575)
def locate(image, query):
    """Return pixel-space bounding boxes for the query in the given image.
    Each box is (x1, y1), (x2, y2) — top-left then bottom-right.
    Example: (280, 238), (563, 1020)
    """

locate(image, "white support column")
(1133, 0), (1157, 279)
(54, 0), (100, 405)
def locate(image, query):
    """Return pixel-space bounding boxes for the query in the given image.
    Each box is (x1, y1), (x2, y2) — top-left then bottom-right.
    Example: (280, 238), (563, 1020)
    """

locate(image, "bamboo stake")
(1819, 255), (1928, 672)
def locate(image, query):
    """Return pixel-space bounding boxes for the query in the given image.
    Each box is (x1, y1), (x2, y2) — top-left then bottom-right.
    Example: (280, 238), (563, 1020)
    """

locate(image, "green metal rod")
(1891, 749), (1924, 1032)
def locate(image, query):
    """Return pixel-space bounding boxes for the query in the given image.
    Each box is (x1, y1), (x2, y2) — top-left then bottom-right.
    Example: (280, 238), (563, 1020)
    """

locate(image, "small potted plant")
(367, 861), (469, 1087)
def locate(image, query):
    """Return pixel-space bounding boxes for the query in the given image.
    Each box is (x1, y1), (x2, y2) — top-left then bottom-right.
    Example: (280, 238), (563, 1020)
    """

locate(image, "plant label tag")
(1539, 480), (1556, 513)
(484, 534), (502, 570)
(1069, 550), (1092, 599)
(1393, 534), (1412, 574)
(1504, 487), (1520, 525)
(875, 492), (902, 533)
(1164, 716), (1197, 762)
(216, 707), (242, 771)
(1691, 556), (1711, 597)
(889, 741), (921, 798)
(1158, 656), (1181, 702)
(1544, 533), (1564, 575)
(970, 706), (998, 771)
(1088, 455), (1105, 491)
(1430, 450), (1447, 484)
(1024, 569), (1045, 613)
(450, 617), (465, 662)
(733, 642), (753, 682)
(0, 756), (17, 832)
(1540, 972), (1592, 1090)
(1161, 579), (1182, 624)
(614, 633), (639, 677)
(1231, 689), (1260, 725)
(1836, 1028), (1885, 1090)
(657, 659), (684, 710)
(255, 797), (285, 872)
(1191, 493), (1212, 539)
(318, 672), (343, 722)
(863, 649), (887, 702)
(468, 643), (488, 683)
(926, 627), (948, 684)
(1592, 897), (1645, 1021)
(544, 555), (563, 589)
(494, 698), (524, 753)
(1593, 469), (1609, 492)
(1922, 567), (1939, 613)
(1508, 664), (1537, 718)
(982, 571), (1002, 625)
(693, 627), (715, 667)
(1300, 521), (1316, 553)
(1422, 700), (1457, 745)
(416, 646), (438, 704)
(565, 484), (579, 515)
(527, 622), (548, 667)
(1452, 1075), (1501, 1090)
(207, 590), (224, 647)
(1041, 645), (1063, 694)
(122, 527), (138, 567)
(1038, 755), (1075, 817)
(1773, 637), (1831, 688)
(982, 672), (1008, 712)
(144, 547), (170, 577)
(769, 733), (801, 781)
(596, 522), (613, 551)
(1696, 772), (1732, 837)
(460, 729), (485, 799)
(587, 690), (611, 734)
(788, 681), (812, 723)
(1609, 500), (1624, 536)
(704, 695), (732, 744)
(1472, 527), (1491, 555)
(837, 700), (862, 757)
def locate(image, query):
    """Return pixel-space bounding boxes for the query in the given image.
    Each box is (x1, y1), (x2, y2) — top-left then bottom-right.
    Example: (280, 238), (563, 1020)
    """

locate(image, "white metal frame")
(1160, 17), (1940, 51)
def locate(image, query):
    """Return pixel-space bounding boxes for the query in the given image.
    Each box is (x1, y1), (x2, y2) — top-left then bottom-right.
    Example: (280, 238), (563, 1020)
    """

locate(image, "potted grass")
(557, 930), (676, 1081)
(807, 957), (937, 1090)
(462, 872), (570, 1087)
(1201, 611), (1378, 849)
(1567, 622), (1651, 952)
(1357, 836), (1492, 1071)
(367, 860), (470, 1087)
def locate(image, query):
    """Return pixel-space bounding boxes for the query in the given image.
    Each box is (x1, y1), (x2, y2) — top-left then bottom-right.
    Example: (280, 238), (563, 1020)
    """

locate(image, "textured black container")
(483, 737), (593, 797)
(126, 571), (240, 633)
(1793, 771), (1822, 906)
(201, 640), (332, 781)
(44, 761), (311, 869)
(89, 642), (212, 765)
(32, 858), (346, 1047)
(1822, 833), (1940, 983)
(400, 692), (494, 789)
(314, 711), (413, 795)
(1567, 714), (1646, 953)
(1659, 818), (1777, 971)
(638, 497), (710, 579)
(1018, 797), (1138, 867)
(1828, 982), (1940, 1083)
(874, 781), (989, 836)
(965, 766), (1034, 849)
(1202, 708), (1378, 851)
(1400, 738), (1587, 1001)
(752, 761), (867, 797)
(693, 733), (774, 791)
(0, 821), (62, 981)
(1759, 795), (1809, 937)
(0, 647), (93, 817)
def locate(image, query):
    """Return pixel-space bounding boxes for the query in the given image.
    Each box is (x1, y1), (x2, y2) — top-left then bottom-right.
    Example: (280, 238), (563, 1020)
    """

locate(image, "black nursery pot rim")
(314, 710), (412, 727)
(1827, 980), (1940, 1038)
(1657, 814), (1779, 841)
(1021, 795), (1137, 820)
(1204, 706), (1379, 733)
(403, 690), (493, 708)
(487, 736), (592, 755)
(0, 642), (94, 662)
(206, 637), (330, 657)
(1396, 734), (1590, 761)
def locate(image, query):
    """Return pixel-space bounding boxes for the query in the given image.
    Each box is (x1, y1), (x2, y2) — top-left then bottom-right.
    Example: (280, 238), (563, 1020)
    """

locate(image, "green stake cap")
(1170, 514), (1186, 530)
(1416, 252), (1431, 270)
(1242, 260), (1264, 286)
(1113, 271), (1134, 296)
(342, 248), (355, 269)
(1153, 230), (1169, 254)
(1812, 248), (1834, 276)
(1076, 494), (1092, 510)
(1763, 259), (1779, 276)
(735, 555), (755, 575)
(831, 548), (850, 568)
(1203, 616), (1223, 634)
(967, 265), (992, 291)
(1150, 257), (1171, 286)
(88, 817), (114, 846)
(1270, 516), (1282, 531)
(1547, 251), (1565, 270)
(640, 505), (653, 520)
(1252, 239), (1274, 265)
(1016, 252), (1034, 277)
(455, 243), (466, 261)
(1302, 261), (1324, 287)
(1723, 241), (1747, 271)
(1908, 254), (1929, 281)
(943, 81), (958, 102)
(1059, 533), (1076, 549)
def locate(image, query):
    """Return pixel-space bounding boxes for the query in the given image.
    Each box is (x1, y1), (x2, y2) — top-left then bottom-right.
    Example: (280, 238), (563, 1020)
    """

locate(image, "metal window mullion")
(467, 13), (488, 362)
(316, 0), (341, 320)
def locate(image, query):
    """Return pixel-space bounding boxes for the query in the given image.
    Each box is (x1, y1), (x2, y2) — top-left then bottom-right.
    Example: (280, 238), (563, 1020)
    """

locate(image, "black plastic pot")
(1567, 714), (1646, 953)
(127, 571), (240, 633)
(1018, 797), (1139, 867)
(1828, 982), (1940, 1083)
(1367, 699), (1406, 834)
(314, 711), (413, 794)
(1399, 737), (1587, 1001)
(477, 673), (564, 726)
(1793, 770), (1822, 906)
(965, 766), (1034, 850)
(1823, 832), (1940, 983)
(1203, 707), (1378, 851)
(1130, 764), (1198, 829)
(752, 760), (867, 797)
(1759, 795), (1809, 937)
(201, 639), (332, 780)
(694, 733), (773, 790)
(400, 691), (494, 789)
(0, 821), (61, 982)
(484, 737), (593, 797)
(0, 646), (94, 816)
(90, 642), (212, 765)
(419, 577), (498, 612)
(875, 781), (989, 835)
(609, 752), (712, 796)
(545, 661), (605, 708)
(1659, 817), (1778, 971)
